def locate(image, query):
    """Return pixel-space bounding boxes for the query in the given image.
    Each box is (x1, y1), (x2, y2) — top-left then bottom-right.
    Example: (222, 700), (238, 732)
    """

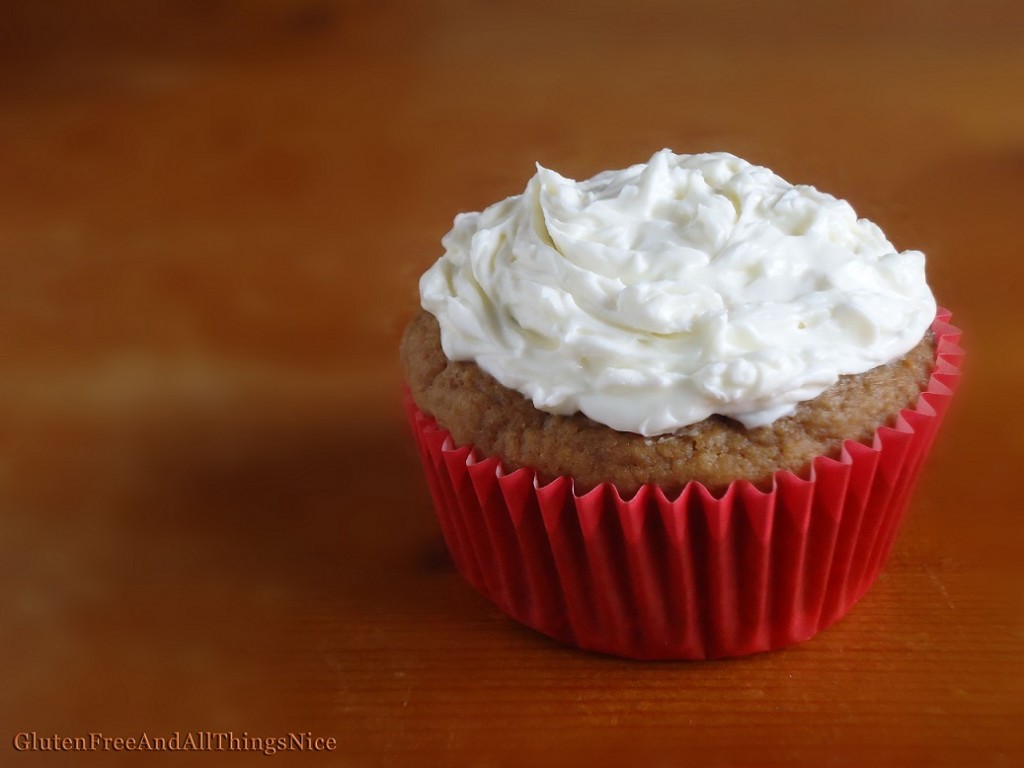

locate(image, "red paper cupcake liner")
(406, 310), (963, 659)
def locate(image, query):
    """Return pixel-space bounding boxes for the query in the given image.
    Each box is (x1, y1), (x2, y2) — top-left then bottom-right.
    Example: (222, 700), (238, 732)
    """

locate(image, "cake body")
(403, 308), (935, 494)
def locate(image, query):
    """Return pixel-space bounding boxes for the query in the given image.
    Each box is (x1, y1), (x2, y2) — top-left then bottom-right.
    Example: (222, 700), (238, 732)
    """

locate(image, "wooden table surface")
(2, 2), (1022, 766)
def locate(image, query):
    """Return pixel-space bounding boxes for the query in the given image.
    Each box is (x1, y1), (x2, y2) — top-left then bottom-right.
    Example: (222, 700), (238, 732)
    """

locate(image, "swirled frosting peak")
(419, 150), (936, 436)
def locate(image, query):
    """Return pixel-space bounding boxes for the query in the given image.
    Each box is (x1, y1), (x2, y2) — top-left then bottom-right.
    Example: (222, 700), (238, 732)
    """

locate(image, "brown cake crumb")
(401, 309), (935, 495)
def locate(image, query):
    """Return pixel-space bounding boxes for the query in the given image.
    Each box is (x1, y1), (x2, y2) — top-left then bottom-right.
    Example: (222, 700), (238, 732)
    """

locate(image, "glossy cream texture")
(419, 150), (936, 435)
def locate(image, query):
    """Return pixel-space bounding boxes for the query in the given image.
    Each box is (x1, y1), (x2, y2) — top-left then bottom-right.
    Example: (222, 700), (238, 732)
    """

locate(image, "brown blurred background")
(0, 1), (1021, 766)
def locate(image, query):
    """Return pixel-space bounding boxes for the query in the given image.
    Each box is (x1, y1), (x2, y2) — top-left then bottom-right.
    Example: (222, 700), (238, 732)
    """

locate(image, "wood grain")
(1, 2), (1021, 766)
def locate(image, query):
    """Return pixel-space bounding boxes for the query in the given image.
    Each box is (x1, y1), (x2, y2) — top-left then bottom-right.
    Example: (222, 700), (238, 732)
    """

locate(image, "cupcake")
(401, 150), (961, 659)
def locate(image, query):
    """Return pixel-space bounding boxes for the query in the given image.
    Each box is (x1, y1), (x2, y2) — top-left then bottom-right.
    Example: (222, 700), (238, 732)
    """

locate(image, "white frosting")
(420, 150), (936, 436)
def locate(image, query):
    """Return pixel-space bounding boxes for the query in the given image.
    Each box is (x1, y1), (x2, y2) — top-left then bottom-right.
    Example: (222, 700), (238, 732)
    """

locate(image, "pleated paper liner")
(406, 310), (962, 660)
